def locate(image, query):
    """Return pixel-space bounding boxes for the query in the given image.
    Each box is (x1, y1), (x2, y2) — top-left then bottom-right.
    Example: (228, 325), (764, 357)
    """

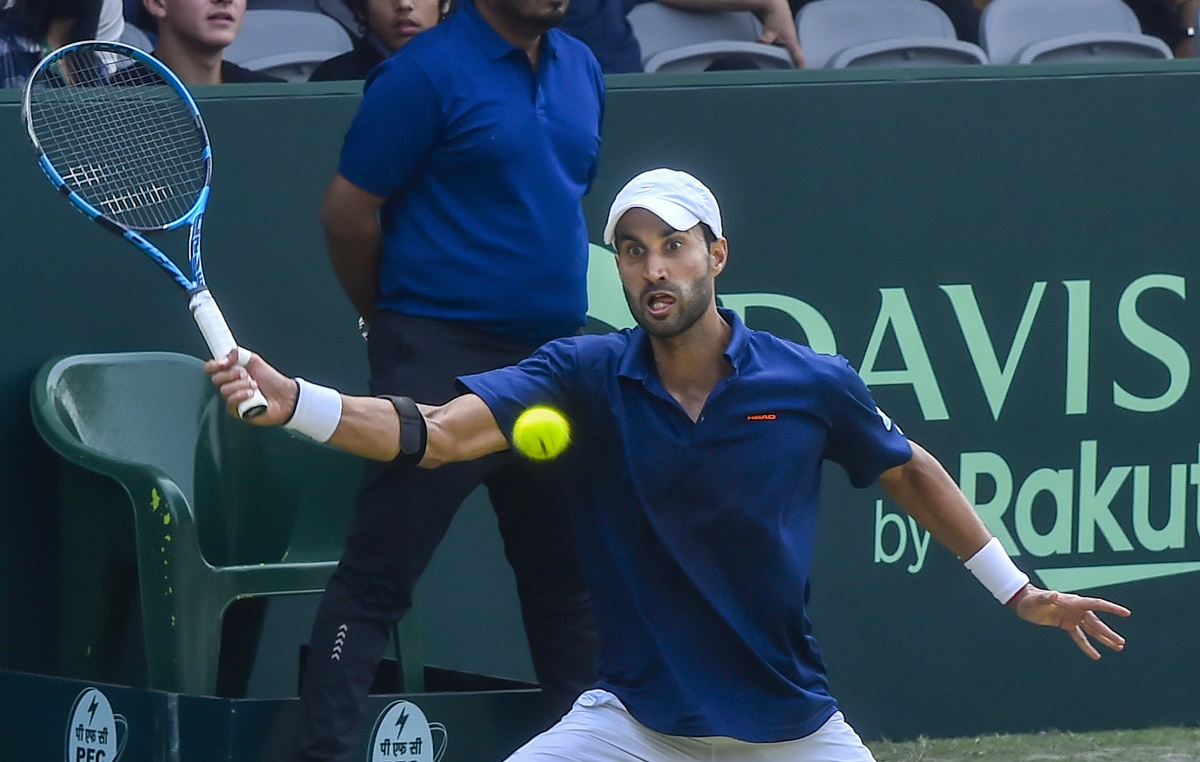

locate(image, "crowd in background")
(2, 0), (1197, 89)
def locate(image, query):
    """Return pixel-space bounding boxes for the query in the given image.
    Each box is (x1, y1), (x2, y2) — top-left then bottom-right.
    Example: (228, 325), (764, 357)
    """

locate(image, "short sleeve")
(337, 57), (443, 199)
(456, 338), (581, 440)
(821, 357), (912, 488)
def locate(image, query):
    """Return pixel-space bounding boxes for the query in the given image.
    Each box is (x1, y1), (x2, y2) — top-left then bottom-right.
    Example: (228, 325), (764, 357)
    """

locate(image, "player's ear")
(143, 0), (168, 20)
(709, 237), (728, 276)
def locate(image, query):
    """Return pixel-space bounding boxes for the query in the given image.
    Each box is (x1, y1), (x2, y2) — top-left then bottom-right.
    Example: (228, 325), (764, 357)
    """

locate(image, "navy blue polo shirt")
(460, 309), (913, 741)
(337, 0), (605, 345)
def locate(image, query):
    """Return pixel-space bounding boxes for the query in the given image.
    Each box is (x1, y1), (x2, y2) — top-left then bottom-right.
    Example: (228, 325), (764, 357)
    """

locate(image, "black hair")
(343, 0), (454, 27)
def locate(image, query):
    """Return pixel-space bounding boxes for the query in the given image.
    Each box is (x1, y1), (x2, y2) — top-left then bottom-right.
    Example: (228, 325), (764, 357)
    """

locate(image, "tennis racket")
(21, 41), (267, 419)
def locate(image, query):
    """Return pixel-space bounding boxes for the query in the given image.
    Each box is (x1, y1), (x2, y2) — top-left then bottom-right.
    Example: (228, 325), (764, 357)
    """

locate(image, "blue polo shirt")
(337, 0), (605, 345)
(459, 310), (913, 741)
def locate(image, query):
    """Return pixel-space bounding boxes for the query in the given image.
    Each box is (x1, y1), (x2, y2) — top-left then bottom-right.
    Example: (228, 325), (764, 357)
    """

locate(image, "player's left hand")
(1008, 585), (1130, 659)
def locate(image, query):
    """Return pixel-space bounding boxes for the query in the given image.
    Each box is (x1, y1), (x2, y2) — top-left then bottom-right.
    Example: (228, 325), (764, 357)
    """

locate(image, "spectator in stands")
(309, 0), (450, 80)
(139, 0), (282, 83)
(1, 0), (109, 88)
(562, 0), (804, 73)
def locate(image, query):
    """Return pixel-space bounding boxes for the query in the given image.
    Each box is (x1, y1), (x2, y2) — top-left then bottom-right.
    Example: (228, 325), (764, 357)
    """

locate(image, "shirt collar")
(618, 307), (750, 381)
(460, 0), (558, 63)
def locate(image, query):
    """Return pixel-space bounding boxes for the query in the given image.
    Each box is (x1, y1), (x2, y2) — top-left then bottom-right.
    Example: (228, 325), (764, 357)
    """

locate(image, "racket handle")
(188, 289), (268, 420)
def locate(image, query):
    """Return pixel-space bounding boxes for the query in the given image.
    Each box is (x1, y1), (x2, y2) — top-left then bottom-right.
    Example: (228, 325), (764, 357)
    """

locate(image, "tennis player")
(209, 168), (1130, 762)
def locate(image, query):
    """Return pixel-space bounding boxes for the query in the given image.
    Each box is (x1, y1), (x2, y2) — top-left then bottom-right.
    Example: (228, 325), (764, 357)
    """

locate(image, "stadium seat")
(224, 9), (354, 82)
(796, 0), (987, 69)
(249, 0), (356, 32)
(979, 0), (1172, 64)
(32, 352), (424, 696)
(628, 2), (795, 73)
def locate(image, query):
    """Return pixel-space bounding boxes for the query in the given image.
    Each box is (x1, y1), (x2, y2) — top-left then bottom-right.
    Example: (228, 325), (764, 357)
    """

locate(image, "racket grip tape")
(188, 289), (268, 419)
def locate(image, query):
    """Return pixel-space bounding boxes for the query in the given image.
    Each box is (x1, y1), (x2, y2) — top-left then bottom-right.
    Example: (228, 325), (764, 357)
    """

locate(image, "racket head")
(21, 42), (213, 234)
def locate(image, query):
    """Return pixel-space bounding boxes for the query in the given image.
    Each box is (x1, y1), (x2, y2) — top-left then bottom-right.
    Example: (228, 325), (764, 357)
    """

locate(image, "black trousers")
(294, 313), (600, 761)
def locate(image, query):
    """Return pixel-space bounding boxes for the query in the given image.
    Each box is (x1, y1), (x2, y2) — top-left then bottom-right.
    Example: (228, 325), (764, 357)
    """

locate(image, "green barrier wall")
(0, 669), (553, 761)
(3, 61), (1200, 743)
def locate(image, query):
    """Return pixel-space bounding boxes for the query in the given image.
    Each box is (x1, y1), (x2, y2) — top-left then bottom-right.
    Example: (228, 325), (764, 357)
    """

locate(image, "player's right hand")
(205, 350), (298, 426)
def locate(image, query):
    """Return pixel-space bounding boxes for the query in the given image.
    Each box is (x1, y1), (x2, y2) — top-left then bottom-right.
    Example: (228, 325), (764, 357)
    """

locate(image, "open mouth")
(646, 292), (676, 317)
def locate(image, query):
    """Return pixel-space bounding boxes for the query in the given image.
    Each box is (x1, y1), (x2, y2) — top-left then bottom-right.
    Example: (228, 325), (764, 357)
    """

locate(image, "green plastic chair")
(31, 351), (424, 696)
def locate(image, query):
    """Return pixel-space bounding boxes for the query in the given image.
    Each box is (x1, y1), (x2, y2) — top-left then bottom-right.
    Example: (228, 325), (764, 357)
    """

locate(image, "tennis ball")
(512, 406), (571, 461)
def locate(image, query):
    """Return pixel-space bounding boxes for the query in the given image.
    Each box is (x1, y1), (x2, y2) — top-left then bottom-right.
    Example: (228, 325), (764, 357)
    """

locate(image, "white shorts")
(505, 689), (877, 762)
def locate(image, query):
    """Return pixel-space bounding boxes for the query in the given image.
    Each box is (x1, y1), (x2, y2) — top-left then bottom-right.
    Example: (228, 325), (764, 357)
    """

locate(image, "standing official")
(306, 0), (604, 758)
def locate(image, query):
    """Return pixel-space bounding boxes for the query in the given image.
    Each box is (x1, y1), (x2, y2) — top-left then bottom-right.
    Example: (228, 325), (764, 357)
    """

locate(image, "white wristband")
(964, 537), (1029, 604)
(284, 377), (342, 443)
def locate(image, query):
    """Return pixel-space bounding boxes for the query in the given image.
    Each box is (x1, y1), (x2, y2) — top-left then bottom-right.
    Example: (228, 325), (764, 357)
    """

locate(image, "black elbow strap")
(380, 395), (427, 463)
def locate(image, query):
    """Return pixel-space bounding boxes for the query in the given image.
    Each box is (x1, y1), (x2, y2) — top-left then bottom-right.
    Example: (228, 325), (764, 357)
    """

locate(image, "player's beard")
(624, 269), (714, 340)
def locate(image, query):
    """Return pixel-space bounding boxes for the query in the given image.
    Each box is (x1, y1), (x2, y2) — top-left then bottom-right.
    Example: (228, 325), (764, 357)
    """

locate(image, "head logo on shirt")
(746, 413), (777, 421)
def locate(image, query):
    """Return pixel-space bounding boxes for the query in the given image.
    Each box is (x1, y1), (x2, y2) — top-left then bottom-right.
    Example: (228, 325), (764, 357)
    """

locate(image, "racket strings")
(26, 48), (210, 231)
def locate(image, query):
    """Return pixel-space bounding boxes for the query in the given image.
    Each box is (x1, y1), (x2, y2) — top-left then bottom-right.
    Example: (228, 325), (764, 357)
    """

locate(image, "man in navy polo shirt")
(308, 0), (604, 758)
(213, 169), (1129, 761)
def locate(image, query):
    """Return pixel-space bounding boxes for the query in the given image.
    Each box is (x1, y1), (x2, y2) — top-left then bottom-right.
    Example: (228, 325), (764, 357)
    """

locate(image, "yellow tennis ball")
(512, 406), (571, 461)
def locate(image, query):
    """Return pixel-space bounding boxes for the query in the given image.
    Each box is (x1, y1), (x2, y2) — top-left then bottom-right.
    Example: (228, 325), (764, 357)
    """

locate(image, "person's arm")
(656, 0), (805, 67)
(205, 351), (509, 465)
(320, 173), (386, 325)
(878, 440), (1130, 659)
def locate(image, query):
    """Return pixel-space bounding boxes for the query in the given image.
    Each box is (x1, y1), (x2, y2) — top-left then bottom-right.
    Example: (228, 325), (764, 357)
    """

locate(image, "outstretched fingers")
(1013, 587), (1130, 659)
(1073, 598), (1130, 657)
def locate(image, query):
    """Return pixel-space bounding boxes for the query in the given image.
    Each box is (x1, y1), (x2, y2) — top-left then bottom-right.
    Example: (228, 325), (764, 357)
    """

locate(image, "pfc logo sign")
(65, 688), (127, 762)
(368, 699), (447, 761)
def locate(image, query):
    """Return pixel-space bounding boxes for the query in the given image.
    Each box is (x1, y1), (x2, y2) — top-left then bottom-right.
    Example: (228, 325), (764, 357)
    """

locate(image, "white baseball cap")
(603, 168), (723, 245)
